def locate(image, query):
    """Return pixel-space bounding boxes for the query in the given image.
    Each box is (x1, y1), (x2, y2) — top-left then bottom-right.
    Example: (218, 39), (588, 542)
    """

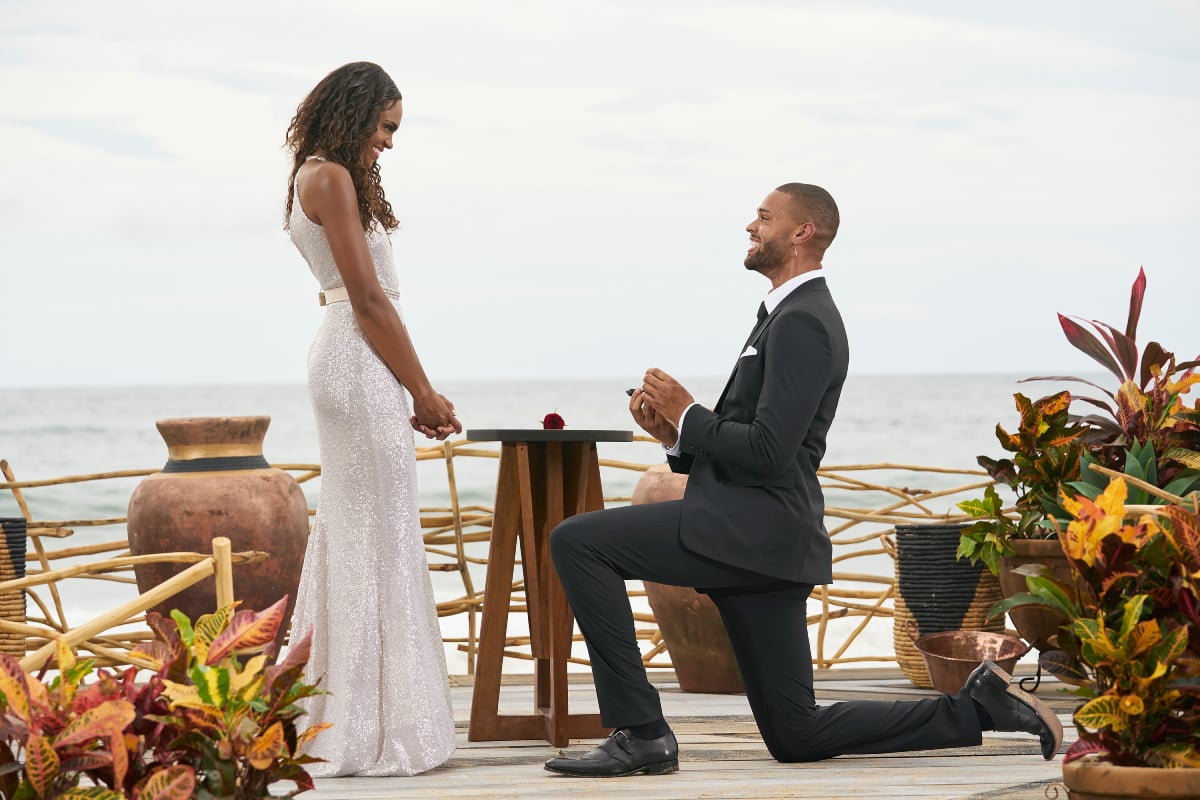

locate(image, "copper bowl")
(910, 629), (1031, 694)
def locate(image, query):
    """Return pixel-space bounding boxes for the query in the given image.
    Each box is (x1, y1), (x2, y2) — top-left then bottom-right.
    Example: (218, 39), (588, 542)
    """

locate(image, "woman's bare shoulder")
(298, 159), (353, 194)
(296, 160), (356, 222)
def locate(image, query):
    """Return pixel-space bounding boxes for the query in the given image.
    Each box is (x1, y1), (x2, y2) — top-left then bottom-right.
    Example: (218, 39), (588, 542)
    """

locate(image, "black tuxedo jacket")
(667, 276), (848, 584)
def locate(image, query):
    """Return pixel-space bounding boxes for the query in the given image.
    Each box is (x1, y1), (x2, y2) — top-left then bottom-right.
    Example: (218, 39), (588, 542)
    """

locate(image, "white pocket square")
(740, 345), (758, 358)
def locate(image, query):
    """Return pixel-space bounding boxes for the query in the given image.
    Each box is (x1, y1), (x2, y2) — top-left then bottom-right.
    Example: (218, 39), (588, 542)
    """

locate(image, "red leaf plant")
(0, 596), (329, 799)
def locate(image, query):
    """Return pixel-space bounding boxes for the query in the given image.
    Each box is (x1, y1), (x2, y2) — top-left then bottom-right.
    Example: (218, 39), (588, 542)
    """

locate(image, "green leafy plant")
(149, 598), (328, 799)
(0, 638), (135, 800)
(957, 390), (1090, 573)
(1025, 266), (1200, 487)
(994, 479), (1200, 767)
(0, 597), (327, 799)
(959, 268), (1200, 575)
(1067, 440), (1200, 507)
(66, 652), (185, 797)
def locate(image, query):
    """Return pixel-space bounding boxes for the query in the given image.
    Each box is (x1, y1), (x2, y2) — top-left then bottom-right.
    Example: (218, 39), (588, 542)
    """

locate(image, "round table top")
(466, 428), (633, 443)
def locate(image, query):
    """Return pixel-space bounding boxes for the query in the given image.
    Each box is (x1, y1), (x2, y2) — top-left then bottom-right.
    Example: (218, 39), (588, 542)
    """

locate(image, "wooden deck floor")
(298, 668), (1076, 800)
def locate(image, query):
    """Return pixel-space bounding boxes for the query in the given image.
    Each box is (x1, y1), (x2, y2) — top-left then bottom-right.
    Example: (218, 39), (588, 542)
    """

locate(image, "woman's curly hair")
(284, 62), (400, 232)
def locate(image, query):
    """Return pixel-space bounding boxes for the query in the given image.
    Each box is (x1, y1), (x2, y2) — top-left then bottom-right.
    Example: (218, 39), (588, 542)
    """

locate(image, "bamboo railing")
(0, 444), (991, 674)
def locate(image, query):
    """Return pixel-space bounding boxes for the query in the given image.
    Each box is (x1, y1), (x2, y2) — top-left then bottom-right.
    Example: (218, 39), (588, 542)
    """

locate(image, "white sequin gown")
(287, 191), (456, 777)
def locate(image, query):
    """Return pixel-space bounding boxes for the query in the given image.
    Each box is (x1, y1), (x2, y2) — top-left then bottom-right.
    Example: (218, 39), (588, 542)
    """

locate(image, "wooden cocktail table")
(466, 428), (632, 747)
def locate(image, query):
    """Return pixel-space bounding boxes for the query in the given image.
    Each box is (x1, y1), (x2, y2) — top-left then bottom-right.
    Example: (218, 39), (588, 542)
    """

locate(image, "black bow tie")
(757, 302), (768, 323)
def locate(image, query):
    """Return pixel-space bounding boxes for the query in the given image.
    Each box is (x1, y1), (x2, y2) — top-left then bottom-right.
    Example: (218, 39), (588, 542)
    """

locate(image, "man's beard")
(744, 234), (788, 272)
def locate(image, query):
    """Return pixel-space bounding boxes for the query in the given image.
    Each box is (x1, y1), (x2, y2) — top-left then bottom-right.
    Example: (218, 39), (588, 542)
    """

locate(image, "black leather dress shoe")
(544, 728), (679, 777)
(962, 659), (1063, 760)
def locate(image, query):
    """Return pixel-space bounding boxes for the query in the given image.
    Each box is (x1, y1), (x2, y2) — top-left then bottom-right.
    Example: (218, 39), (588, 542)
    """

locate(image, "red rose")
(542, 413), (566, 430)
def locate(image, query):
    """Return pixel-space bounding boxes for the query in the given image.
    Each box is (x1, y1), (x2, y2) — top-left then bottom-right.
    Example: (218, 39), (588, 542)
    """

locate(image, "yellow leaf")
(1167, 372), (1200, 398)
(26, 673), (48, 707)
(1117, 515), (1160, 550)
(297, 721), (332, 750)
(1156, 743), (1200, 767)
(59, 788), (125, 800)
(192, 664), (230, 707)
(1095, 478), (1128, 519)
(25, 734), (59, 796)
(111, 731), (128, 791)
(57, 699), (136, 747)
(0, 672), (30, 723)
(246, 721), (286, 770)
(193, 604), (235, 666)
(1134, 660), (1169, 696)
(180, 705), (226, 734)
(56, 637), (79, 707)
(161, 679), (203, 709)
(131, 764), (196, 800)
(230, 654), (267, 701)
(1118, 694), (1144, 716)
(1076, 694), (1126, 733)
(55, 637), (75, 673)
(1064, 480), (1127, 566)
(1128, 620), (1161, 656)
(1060, 491), (1083, 519)
(1078, 615), (1121, 661)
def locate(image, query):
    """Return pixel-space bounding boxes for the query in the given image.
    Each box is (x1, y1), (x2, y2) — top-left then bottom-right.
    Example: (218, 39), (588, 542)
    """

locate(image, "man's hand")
(640, 368), (694, 426)
(629, 388), (678, 447)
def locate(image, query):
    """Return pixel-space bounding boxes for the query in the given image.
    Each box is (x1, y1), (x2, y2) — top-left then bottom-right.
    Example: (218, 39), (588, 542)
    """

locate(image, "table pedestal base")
(468, 440), (612, 747)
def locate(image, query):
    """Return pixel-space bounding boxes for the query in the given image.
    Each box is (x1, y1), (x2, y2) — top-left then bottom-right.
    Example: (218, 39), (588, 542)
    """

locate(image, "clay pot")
(997, 538), (1072, 650)
(633, 466), (744, 694)
(127, 417), (309, 645)
(1062, 758), (1200, 798)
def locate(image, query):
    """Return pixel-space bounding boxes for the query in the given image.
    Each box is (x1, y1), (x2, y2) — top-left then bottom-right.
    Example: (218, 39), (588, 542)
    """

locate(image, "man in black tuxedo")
(545, 183), (1062, 777)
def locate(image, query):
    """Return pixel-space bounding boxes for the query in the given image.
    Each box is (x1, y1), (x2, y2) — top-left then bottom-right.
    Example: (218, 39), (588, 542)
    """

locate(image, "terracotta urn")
(997, 538), (1072, 650)
(1062, 758), (1200, 798)
(126, 417), (309, 645)
(633, 465), (745, 694)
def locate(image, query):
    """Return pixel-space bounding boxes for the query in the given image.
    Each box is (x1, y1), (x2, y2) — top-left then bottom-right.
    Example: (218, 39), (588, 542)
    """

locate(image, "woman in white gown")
(283, 61), (460, 777)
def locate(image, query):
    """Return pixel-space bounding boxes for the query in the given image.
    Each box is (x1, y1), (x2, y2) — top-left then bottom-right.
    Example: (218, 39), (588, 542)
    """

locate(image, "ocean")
(0, 374), (1046, 672)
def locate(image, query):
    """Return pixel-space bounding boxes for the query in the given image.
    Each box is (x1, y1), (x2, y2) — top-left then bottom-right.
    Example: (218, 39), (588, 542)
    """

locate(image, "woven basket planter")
(0, 517), (28, 657)
(886, 523), (1004, 688)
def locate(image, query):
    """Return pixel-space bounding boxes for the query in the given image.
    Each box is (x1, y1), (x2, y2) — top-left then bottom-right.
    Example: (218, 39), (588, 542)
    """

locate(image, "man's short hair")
(776, 183), (839, 250)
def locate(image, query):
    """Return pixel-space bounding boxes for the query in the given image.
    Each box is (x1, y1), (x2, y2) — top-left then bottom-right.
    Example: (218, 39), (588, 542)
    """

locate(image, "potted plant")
(994, 478), (1199, 796)
(956, 391), (1086, 650)
(0, 596), (326, 799)
(958, 268), (1200, 651)
(957, 390), (1089, 577)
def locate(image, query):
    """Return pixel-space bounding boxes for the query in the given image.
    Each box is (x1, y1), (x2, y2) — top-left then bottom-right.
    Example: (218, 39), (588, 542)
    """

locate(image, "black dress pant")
(549, 499), (983, 762)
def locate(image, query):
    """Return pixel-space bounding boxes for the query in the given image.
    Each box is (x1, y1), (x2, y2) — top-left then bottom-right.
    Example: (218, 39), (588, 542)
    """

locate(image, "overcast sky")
(2, 0), (1197, 388)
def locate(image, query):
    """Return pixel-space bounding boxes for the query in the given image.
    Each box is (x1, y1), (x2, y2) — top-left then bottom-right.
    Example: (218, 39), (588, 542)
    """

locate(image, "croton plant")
(994, 479), (1200, 767)
(958, 268), (1200, 574)
(0, 596), (326, 799)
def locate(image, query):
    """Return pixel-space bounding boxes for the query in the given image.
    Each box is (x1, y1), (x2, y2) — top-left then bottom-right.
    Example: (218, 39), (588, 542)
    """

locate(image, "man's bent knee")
(549, 513), (604, 573)
(759, 717), (829, 763)
(549, 514), (585, 559)
(767, 742), (827, 763)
